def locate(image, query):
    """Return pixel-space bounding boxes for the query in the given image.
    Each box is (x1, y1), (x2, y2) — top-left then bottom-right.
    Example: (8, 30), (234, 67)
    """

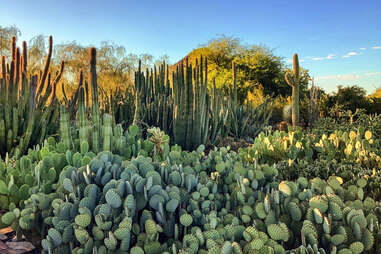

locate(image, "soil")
(0, 227), (37, 254)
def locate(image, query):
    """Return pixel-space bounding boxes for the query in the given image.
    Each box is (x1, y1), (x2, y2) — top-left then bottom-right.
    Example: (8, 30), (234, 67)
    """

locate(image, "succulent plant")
(284, 53), (301, 129)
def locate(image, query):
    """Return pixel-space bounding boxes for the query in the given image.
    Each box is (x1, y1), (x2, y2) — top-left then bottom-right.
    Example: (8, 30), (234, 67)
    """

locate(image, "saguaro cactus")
(285, 53), (300, 129)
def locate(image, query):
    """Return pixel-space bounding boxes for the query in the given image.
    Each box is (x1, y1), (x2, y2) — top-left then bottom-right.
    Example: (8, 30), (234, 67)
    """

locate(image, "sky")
(0, 0), (380, 94)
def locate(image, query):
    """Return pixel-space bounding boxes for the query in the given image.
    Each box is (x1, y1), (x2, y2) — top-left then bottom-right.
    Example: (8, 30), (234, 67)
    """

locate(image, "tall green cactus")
(285, 53), (300, 129)
(0, 36), (64, 158)
(89, 47), (101, 153)
(173, 57), (209, 150)
(133, 60), (172, 133)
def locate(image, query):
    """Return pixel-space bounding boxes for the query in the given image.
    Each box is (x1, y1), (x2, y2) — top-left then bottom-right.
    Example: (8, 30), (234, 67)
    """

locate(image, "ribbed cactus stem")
(49, 60), (65, 103)
(133, 60), (142, 126)
(285, 53), (300, 129)
(1, 56), (5, 78)
(9, 60), (14, 100)
(11, 37), (16, 61)
(22, 41), (27, 73)
(89, 47), (98, 104)
(89, 47), (100, 153)
(293, 53), (299, 77)
(59, 104), (71, 149)
(37, 36), (53, 93)
(103, 114), (112, 151)
(15, 47), (20, 86)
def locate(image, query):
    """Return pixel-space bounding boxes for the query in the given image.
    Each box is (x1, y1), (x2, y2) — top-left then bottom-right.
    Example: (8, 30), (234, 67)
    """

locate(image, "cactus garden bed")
(0, 124), (379, 254)
(0, 36), (380, 254)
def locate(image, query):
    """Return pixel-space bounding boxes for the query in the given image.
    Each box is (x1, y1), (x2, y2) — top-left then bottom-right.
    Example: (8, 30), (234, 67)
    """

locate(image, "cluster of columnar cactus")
(0, 36), (64, 157)
(132, 57), (273, 150)
(133, 60), (172, 134)
(172, 57), (211, 150)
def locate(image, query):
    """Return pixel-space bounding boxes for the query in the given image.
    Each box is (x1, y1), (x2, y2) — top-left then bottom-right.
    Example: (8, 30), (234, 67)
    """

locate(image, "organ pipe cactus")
(90, 47), (101, 154)
(133, 60), (172, 133)
(285, 53), (301, 129)
(173, 57), (209, 150)
(0, 36), (64, 157)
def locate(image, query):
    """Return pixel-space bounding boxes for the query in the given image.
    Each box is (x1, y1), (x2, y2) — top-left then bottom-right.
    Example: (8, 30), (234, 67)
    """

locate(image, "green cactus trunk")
(285, 53), (301, 130)
(89, 47), (101, 153)
(293, 77), (300, 129)
(0, 36), (63, 158)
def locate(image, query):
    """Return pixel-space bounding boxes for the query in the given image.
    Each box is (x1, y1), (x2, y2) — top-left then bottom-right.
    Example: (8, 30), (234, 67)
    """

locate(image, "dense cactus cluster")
(241, 128), (380, 168)
(132, 57), (273, 150)
(0, 134), (379, 253)
(0, 137), (67, 213)
(0, 36), (63, 157)
(240, 127), (381, 202)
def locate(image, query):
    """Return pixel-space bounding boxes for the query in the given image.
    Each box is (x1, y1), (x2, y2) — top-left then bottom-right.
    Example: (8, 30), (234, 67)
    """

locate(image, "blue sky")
(1, 0), (380, 94)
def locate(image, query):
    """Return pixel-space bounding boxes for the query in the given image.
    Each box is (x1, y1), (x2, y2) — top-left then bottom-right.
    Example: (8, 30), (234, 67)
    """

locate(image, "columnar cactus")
(0, 36), (64, 157)
(172, 57), (210, 150)
(285, 53), (301, 129)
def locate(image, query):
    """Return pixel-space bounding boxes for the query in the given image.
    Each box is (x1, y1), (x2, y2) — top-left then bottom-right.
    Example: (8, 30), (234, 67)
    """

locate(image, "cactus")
(172, 57), (210, 150)
(285, 53), (301, 129)
(0, 72), (378, 254)
(0, 36), (64, 157)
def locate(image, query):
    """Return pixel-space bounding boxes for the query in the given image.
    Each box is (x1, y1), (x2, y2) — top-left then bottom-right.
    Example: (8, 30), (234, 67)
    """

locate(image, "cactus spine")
(285, 53), (300, 129)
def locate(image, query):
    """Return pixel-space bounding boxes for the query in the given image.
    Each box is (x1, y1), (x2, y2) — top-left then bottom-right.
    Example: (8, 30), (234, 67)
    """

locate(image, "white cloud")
(343, 51), (359, 58)
(364, 71), (381, 76)
(316, 74), (361, 81)
(311, 54), (335, 61)
(314, 72), (381, 94)
(359, 47), (366, 50)
(316, 72), (381, 81)
(300, 59), (305, 63)
(372, 46), (381, 50)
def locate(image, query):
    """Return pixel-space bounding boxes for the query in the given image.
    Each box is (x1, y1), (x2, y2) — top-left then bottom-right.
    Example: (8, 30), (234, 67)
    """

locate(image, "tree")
(53, 40), (168, 99)
(327, 85), (370, 113)
(28, 35), (51, 75)
(173, 35), (310, 103)
(368, 87), (381, 114)
(370, 87), (381, 98)
(0, 25), (21, 57)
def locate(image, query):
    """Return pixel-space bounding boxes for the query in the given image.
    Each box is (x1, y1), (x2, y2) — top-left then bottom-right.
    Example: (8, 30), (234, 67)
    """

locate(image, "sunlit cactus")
(285, 53), (301, 129)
